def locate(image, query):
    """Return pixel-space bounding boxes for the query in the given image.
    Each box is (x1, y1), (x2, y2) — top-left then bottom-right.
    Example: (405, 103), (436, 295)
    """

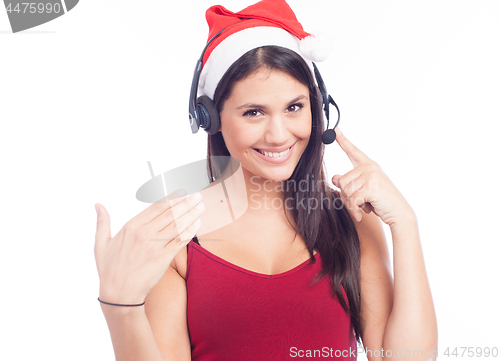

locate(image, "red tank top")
(186, 240), (357, 360)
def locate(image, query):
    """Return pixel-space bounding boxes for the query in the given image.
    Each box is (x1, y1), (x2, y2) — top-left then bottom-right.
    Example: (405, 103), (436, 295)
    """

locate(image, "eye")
(286, 102), (304, 112)
(242, 109), (263, 117)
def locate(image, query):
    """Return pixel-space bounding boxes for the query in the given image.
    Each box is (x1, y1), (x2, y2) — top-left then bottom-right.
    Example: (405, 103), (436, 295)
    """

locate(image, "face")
(219, 68), (312, 183)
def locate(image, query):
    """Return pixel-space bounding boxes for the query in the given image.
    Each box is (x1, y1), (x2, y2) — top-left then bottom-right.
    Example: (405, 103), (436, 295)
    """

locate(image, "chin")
(248, 165), (297, 182)
(258, 175), (290, 182)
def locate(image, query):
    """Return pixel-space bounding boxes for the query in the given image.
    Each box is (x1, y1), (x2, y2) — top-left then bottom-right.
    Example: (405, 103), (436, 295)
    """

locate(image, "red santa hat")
(198, 0), (332, 100)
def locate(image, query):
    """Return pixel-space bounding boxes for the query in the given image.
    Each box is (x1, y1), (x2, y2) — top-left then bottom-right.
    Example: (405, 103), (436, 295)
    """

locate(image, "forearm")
(100, 304), (165, 361)
(382, 212), (438, 359)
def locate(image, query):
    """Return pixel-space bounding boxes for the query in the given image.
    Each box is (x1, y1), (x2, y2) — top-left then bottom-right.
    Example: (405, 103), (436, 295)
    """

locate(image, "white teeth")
(258, 147), (290, 158)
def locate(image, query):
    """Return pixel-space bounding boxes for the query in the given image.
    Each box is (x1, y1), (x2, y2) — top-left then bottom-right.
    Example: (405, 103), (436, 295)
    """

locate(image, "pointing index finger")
(335, 128), (370, 167)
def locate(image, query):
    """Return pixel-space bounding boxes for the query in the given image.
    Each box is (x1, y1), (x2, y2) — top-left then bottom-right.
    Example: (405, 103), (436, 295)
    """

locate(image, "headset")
(188, 27), (341, 144)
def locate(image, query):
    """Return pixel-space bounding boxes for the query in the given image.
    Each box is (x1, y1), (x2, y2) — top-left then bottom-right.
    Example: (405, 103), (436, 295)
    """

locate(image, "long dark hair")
(207, 46), (362, 341)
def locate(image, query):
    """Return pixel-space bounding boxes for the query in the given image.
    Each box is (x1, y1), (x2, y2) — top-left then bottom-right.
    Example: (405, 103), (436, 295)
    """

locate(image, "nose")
(264, 114), (290, 145)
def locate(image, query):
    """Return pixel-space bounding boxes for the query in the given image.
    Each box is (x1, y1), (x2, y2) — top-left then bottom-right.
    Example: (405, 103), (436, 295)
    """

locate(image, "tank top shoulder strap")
(185, 235), (201, 282)
(186, 235), (200, 254)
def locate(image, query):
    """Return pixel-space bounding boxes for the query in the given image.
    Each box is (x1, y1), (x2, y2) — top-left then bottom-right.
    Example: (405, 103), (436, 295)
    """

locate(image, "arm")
(99, 260), (191, 361)
(332, 129), (437, 360)
(382, 213), (437, 359)
(352, 203), (437, 360)
(144, 255), (191, 361)
(100, 303), (166, 361)
(94, 191), (203, 361)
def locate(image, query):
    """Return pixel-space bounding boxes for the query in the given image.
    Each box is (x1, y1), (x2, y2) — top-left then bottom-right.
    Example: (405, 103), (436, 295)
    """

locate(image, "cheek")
(220, 119), (252, 154)
(293, 116), (313, 140)
(304, 119), (313, 138)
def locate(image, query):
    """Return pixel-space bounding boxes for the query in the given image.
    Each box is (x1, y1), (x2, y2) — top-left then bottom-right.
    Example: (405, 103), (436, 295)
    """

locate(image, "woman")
(94, 1), (437, 360)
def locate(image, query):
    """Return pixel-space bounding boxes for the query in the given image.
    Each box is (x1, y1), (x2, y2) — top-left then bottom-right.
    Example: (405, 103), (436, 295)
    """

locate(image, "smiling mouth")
(253, 142), (296, 158)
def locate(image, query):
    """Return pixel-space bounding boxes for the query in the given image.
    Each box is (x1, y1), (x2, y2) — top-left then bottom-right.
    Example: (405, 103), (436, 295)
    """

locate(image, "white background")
(1, 0), (499, 360)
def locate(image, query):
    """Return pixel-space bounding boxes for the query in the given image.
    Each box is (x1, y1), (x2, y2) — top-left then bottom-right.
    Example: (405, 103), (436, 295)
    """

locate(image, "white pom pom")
(299, 31), (333, 62)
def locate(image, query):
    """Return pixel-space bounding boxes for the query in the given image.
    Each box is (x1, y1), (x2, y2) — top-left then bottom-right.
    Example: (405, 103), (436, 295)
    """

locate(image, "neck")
(243, 168), (285, 214)
(213, 157), (287, 217)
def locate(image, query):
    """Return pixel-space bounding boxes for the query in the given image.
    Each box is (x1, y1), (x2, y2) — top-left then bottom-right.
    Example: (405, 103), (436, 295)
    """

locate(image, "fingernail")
(95, 204), (99, 215)
(336, 127), (343, 136)
(195, 202), (205, 211)
(191, 192), (202, 201)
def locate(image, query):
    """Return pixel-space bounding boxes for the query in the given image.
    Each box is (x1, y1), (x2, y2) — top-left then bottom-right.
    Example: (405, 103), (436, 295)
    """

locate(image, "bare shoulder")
(144, 246), (190, 360)
(171, 245), (188, 280)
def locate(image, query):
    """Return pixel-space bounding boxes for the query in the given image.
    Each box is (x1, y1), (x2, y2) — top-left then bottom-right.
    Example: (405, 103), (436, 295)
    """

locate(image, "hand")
(331, 128), (415, 227)
(94, 190), (205, 305)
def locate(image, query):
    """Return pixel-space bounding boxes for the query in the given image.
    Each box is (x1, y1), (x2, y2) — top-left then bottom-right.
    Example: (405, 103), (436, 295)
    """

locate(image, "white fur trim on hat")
(299, 31), (333, 62)
(198, 26), (320, 100)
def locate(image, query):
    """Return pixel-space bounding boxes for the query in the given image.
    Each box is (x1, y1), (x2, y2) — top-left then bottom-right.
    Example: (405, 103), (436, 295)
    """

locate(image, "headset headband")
(188, 25), (340, 144)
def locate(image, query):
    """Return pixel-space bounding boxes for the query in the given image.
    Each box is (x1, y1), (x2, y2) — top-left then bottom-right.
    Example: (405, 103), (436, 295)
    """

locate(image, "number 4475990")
(444, 347), (498, 358)
(5, 3), (62, 14)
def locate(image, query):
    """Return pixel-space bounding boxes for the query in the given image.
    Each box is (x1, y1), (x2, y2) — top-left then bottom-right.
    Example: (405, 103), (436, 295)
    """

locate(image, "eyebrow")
(235, 95), (308, 110)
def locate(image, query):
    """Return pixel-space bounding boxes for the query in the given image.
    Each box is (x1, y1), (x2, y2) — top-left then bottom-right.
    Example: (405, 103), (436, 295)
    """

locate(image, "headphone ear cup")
(196, 96), (220, 135)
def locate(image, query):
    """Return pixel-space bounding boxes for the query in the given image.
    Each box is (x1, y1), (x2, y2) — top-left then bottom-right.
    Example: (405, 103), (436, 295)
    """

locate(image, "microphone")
(322, 128), (337, 144)
(321, 94), (340, 145)
(313, 63), (340, 145)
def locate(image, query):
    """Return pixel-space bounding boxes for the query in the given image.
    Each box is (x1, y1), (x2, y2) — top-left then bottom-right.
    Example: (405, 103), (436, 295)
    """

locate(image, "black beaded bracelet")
(97, 297), (145, 307)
